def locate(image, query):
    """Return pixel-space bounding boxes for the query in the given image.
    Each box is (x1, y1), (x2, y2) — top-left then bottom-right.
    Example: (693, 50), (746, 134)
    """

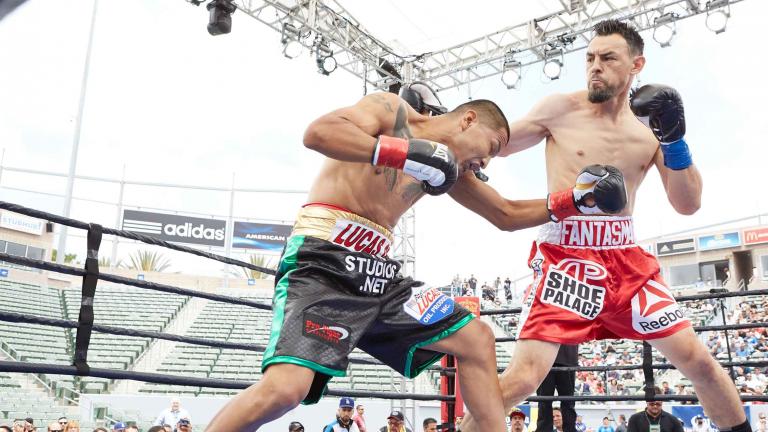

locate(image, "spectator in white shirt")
(153, 398), (191, 426)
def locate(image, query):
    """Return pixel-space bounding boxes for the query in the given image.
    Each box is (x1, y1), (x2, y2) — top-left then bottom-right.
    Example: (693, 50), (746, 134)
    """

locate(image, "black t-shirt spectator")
(627, 410), (683, 432)
(555, 344), (578, 366)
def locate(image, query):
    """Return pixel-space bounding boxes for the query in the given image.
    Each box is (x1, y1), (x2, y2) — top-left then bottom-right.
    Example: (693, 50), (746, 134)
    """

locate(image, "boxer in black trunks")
(205, 92), (627, 432)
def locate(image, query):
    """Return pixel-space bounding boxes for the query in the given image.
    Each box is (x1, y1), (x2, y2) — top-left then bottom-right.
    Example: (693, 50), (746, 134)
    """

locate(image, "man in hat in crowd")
(510, 409), (527, 432)
(380, 411), (412, 432)
(324, 397), (360, 432)
(627, 389), (683, 432)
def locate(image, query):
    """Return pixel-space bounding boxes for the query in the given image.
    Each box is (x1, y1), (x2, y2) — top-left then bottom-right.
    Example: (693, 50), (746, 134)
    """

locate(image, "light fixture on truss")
(206, 0), (236, 36)
(653, 13), (678, 47)
(705, 0), (731, 34)
(281, 22), (304, 59)
(543, 48), (563, 81)
(315, 39), (337, 75)
(501, 51), (522, 89)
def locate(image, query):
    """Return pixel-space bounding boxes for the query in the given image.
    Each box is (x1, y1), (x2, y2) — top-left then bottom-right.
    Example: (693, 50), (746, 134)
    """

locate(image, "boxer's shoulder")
(532, 92), (581, 122)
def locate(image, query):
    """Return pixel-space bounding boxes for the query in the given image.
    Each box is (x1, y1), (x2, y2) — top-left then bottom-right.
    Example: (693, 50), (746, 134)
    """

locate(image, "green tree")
(236, 254), (276, 280)
(122, 250), (171, 272)
(98, 256), (122, 268)
(51, 249), (78, 264)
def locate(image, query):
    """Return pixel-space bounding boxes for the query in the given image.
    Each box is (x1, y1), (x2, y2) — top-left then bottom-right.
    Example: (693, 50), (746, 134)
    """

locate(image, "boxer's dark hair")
(593, 19), (644, 55)
(450, 99), (510, 141)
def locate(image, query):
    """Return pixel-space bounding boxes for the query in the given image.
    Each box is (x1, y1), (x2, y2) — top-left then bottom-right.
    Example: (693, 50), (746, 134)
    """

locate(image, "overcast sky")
(0, 0), (766, 292)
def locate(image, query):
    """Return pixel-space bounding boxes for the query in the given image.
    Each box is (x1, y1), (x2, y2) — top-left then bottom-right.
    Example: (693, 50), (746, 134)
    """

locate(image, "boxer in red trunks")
(454, 19), (749, 432)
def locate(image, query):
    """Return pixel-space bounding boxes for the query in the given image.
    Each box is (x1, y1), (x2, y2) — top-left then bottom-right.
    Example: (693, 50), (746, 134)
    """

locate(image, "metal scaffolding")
(198, 0), (744, 91)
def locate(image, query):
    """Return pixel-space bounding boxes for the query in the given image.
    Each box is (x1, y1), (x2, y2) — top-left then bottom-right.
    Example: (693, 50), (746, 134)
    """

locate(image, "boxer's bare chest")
(314, 98), (424, 229)
(545, 108), (658, 196)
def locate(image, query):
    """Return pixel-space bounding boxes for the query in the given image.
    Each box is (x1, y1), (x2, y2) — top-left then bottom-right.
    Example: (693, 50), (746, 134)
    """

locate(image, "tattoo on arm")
(401, 183), (424, 203)
(382, 103), (417, 192)
(370, 94), (394, 113)
(392, 103), (413, 139)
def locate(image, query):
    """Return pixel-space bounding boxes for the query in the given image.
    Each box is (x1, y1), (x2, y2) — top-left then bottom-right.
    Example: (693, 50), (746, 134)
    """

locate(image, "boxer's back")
(307, 103), (425, 230)
(544, 91), (659, 215)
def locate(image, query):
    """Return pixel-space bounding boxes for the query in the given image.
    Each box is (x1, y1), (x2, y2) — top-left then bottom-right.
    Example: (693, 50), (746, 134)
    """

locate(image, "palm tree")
(122, 250), (171, 272)
(51, 249), (78, 264)
(98, 256), (122, 268)
(237, 254), (276, 280)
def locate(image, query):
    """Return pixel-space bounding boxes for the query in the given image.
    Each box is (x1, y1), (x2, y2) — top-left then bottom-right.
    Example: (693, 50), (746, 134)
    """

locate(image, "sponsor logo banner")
(744, 227), (768, 246)
(302, 313), (351, 348)
(331, 219), (391, 259)
(540, 258), (607, 320)
(631, 280), (688, 334)
(404, 286), (454, 325)
(455, 296), (480, 317)
(0, 211), (44, 235)
(122, 210), (226, 247)
(698, 232), (740, 251)
(232, 221), (292, 251)
(656, 238), (696, 256)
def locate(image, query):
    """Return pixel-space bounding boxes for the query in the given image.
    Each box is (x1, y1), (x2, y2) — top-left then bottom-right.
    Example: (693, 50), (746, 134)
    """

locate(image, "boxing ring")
(2, 199), (768, 428)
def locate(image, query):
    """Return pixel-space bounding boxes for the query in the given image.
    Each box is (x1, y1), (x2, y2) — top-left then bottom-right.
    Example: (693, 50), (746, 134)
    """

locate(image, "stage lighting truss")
(315, 39), (337, 75)
(706, 0), (731, 34)
(501, 51), (521, 89)
(188, 0), (747, 92)
(281, 22), (304, 59)
(543, 48), (564, 81)
(653, 12), (678, 47)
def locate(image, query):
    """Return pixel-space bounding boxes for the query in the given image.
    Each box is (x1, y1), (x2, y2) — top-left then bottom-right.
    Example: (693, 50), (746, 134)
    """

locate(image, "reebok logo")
(631, 280), (688, 334)
(636, 283), (675, 317)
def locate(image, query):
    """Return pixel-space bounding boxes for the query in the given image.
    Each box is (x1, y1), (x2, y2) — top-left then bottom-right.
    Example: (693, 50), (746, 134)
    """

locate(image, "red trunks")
(517, 216), (691, 344)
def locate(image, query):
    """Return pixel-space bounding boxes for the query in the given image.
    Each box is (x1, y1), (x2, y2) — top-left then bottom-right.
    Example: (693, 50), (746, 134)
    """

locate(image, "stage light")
(206, 0), (236, 36)
(281, 22), (303, 59)
(501, 51), (521, 89)
(543, 48), (563, 80)
(706, 0), (731, 34)
(653, 13), (678, 47)
(315, 40), (337, 75)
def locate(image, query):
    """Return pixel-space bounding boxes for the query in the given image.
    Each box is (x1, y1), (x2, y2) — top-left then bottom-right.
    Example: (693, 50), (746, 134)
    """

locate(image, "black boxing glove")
(547, 165), (628, 222)
(372, 135), (459, 195)
(630, 84), (692, 170)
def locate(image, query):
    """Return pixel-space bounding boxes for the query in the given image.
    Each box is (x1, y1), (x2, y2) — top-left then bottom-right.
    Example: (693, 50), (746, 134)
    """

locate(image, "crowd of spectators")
(451, 271), (768, 400)
(0, 399), (191, 432)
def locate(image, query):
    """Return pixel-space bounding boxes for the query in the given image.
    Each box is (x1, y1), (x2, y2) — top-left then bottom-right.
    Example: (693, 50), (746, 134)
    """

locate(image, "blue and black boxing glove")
(630, 84), (692, 170)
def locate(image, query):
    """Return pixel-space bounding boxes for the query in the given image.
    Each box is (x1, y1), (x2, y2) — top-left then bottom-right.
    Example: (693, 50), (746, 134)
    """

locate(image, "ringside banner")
(122, 210), (226, 247)
(232, 221), (293, 251)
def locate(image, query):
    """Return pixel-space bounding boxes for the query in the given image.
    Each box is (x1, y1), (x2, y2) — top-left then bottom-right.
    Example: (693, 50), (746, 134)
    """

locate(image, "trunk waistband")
(293, 204), (394, 259)
(537, 216), (636, 249)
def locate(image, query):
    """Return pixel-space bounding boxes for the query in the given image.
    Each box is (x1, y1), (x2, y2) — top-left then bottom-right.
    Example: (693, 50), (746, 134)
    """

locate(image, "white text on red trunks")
(559, 218), (634, 247)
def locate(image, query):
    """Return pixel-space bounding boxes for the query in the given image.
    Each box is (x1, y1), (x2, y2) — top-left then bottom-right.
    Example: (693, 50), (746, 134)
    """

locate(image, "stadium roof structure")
(206, 0), (744, 91)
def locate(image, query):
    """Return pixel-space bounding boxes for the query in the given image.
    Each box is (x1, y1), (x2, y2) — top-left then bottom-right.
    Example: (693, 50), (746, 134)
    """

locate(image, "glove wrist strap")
(660, 138), (693, 171)
(372, 135), (408, 169)
(547, 189), (579, 222)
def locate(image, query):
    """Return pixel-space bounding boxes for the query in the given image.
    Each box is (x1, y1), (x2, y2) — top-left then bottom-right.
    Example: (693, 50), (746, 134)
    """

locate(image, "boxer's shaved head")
(451, 99), (510, 141)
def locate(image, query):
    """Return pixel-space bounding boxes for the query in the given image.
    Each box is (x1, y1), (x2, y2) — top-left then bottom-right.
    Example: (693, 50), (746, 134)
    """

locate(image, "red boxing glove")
(547, 165), (627, 222)
(372, 135), (458, 196)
